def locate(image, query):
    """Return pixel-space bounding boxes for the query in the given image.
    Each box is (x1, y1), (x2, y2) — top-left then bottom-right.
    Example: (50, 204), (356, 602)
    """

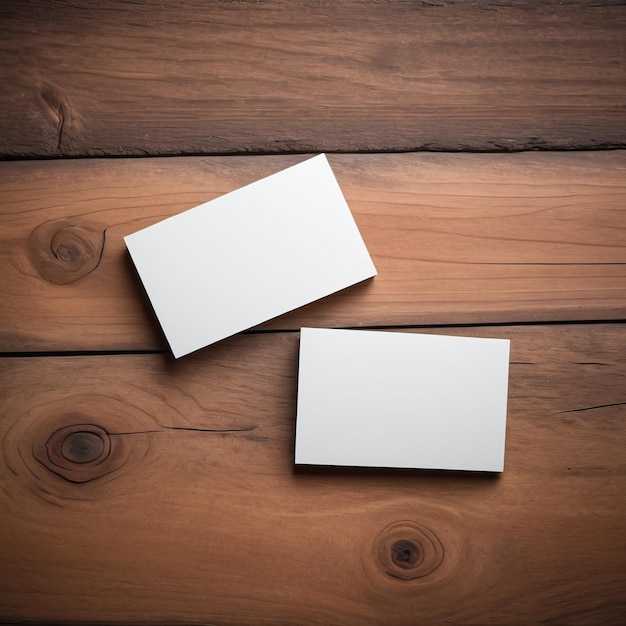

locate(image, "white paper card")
(124, 155), (376, 358)
(295, 328), (510, 472)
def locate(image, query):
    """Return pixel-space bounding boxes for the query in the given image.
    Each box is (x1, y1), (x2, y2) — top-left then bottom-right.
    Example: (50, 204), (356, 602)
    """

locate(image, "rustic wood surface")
(1, 324), (624, 625)
(2, 151), (625, 352)
(1, 0), (625, 623)
(1, 0), (625, 157)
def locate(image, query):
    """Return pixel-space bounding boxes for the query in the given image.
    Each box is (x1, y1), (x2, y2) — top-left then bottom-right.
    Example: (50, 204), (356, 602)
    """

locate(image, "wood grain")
(1, 324), (624, 624)
(1, 151), (625, 353)
(1, 0), (625, 157)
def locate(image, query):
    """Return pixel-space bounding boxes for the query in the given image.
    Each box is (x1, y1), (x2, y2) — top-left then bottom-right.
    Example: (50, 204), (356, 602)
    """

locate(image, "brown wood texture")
(2, 151), (625, 353)
(1, 324), (624, 624)
(2, 1), (625, 623)
(1, 0), (625, 157)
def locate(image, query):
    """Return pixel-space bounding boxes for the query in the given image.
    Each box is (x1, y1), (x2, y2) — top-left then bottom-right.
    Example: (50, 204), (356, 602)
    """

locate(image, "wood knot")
(60, 431), (105, 464)
(5, 394), (155, 499)
(391, 539), (422, 568)
(42, 424), (112, 483)
(28, 219), (105, 284)
(376, 521), (444, 580)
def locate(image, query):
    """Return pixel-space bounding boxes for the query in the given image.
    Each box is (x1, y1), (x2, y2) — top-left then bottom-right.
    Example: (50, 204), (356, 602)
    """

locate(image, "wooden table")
(1, 2), (625, 624)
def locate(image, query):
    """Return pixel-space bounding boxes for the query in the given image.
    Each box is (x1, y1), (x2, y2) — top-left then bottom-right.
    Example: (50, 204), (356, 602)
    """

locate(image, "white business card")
(295, 328), (510, 472)
(125, 155), (376, 357)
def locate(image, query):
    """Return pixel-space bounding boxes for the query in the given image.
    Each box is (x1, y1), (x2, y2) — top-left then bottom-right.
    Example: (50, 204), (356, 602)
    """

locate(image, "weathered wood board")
(1, 0), (625, 157)
(2, 151), (625, 353)
(1, 324), (624, 624)
(1, 2), (625, 623)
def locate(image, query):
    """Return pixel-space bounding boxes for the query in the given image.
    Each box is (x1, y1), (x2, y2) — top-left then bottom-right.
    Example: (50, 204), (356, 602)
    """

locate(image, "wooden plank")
(1, 324), (624, 624)
(1, 0), (625, 157)
(1, 152), (625, 353)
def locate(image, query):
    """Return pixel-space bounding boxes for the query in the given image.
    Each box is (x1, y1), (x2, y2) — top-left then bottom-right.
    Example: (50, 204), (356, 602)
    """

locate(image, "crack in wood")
(479, 262), (626, 266)
(574, 362), (614, 366)
(109, 425), (257, 435)
(561, 401), (626, 413)
(40, 86), (71, 154)
(56, 103), (65, 151)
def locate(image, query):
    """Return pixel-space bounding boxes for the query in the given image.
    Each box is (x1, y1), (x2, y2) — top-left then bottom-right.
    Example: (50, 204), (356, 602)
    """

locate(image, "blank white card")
(124, 155), (376, 357)
(295, 328), (510, 472)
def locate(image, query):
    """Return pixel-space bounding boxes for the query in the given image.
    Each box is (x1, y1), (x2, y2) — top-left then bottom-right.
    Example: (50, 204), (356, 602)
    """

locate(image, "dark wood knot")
(6, 395), (155, 498)
(377, 521), (444, 580)
(61, 431), (105, 464)
(28, 218), (105, 284)
(391, 539), (422, 569)
(41, 423), (112, 483)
